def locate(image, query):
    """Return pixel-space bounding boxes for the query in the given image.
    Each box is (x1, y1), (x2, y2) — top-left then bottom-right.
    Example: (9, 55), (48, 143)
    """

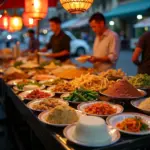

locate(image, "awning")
(70, 17), (89, 29)
(134, 17), (150, 28)
(104, 0), (150, 19)
(0, 0), (58, 9)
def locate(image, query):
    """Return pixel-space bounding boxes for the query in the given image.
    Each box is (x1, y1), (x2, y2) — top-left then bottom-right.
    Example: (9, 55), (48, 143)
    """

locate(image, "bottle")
(16, 41), (20, 58)
(12, 44), (17, 59)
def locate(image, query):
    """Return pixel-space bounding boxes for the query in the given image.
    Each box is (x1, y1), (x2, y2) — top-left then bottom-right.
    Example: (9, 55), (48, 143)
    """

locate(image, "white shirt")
(93, 29), (120, 72)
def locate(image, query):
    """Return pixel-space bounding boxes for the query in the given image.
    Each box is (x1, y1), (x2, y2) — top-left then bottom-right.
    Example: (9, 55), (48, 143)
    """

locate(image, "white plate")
(18, 90), (55, 101)
(106, 112), (150, 135)
(13, 84), (45, 92)
(131, 99), (150, 115)
(7, 79), (23, 86)
(38, 52), (51, 56)
(100, 89), (146, 100)
(75, 56), (91, 63)
(32, 75), (56, 81)
(26, 98), (68, 112)
(61, 65), (77, 69)
(77, 101), (124, 117)
(39, 78), (61, 86)
(38, 110), (84, 127)
(20, 64), (39, 69)
(47, 85), (71, 94)
(63, 124), (120, 147)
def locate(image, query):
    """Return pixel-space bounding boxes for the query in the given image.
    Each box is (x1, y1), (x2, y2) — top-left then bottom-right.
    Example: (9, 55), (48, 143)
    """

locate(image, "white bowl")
(63, 124), (120, 147)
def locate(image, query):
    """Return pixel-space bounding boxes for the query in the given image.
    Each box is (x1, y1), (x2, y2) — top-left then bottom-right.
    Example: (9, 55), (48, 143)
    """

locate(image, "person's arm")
(89, 33), (119, 63)
(47, 50), (69, 58)
(132, 47), (142, 65)
(132, 34), (145, 65)
(40, 38), (52, 52)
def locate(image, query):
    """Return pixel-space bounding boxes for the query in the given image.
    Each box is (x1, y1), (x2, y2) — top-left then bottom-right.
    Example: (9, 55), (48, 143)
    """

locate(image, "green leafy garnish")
(14, 61), (23, 68)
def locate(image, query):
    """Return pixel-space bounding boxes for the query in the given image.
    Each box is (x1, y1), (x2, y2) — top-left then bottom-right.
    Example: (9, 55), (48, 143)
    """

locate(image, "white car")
(45, 31), (90, 55)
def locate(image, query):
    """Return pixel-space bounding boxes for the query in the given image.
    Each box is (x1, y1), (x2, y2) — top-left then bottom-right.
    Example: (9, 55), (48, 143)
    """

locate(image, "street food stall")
(0, 0), (150, 150)
(0, 54), (150, 150)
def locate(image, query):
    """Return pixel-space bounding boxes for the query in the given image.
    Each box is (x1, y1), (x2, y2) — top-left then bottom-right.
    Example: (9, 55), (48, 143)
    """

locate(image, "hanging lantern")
(23, 12), (37, 28)
(7, 25), (15, 32)
(0, 10), (10, 30)
(25, 0), (48, 19)
(9, 16), (23, 32)
(60, 0), (94, 14)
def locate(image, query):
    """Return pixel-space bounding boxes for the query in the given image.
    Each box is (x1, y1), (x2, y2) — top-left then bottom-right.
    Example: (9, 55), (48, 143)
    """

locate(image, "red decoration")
(23, 12), (37, 28)
(25, 0), (48, 19)
(0, 0), (58, 9)
(0, 10), (10, 30)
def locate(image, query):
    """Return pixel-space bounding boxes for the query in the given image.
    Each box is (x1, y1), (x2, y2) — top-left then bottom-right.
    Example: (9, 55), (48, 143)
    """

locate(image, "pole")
(37, 20), (40, 64)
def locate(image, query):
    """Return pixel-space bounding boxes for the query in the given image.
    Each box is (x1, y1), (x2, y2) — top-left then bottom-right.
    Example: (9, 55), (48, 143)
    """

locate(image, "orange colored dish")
(84, 103), (117, 115)
(116, 117), (149, 132)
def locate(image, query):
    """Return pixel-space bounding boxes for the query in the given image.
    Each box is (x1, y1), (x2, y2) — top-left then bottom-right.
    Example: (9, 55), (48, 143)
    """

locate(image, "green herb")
(38, 61), (50, 69)
(135, 116), (149, 131)
(14, 61), (23, 68)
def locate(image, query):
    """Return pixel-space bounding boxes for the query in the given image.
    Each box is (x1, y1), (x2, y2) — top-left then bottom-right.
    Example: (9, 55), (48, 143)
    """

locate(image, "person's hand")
(88, 56), (98, 63)
(46, 53), (55, 58)
(133, 60), (141, 66)
(132, 56), (141, 66)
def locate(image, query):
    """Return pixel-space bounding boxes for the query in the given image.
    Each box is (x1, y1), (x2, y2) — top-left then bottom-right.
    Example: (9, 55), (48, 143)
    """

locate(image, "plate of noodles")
(131, 98), (150, 114)
(38, 105), (85, 127)
(106, 112), (150, 135)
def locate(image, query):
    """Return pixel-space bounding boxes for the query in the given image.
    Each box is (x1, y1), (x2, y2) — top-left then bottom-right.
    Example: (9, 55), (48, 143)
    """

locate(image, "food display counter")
(1, 78), (150, 150)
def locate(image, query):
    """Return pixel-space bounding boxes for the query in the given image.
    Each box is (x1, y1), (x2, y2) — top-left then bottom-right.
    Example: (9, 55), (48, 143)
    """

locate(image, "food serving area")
(0, 55), (150, 150)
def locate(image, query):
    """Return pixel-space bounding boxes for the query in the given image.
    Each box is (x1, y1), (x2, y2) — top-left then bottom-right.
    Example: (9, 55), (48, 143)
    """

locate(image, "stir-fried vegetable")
(64, 88), (99, 102)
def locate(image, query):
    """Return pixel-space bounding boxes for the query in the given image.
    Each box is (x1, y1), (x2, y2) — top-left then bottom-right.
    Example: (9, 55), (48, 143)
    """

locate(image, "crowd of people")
(24, 12), (150, 75)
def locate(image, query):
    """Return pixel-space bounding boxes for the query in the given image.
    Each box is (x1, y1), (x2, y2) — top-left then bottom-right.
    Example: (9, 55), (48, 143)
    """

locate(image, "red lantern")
(9, 16), (23, 32)
(25, 0), (48, 19)
(23, 12), (37, 28)
(0, 10), (10, 30)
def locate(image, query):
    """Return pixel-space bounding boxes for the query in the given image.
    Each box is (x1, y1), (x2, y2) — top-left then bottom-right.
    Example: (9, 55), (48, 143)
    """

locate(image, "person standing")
(24, 29), (39, 53)
(41, 17), (71, 62)
(132, 31), (150, 75)
(88, 13), (120, 72)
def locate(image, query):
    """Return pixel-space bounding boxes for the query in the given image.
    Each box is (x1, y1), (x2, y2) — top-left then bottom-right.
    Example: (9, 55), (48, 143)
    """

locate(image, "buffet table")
(1, 78), (150, 150)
